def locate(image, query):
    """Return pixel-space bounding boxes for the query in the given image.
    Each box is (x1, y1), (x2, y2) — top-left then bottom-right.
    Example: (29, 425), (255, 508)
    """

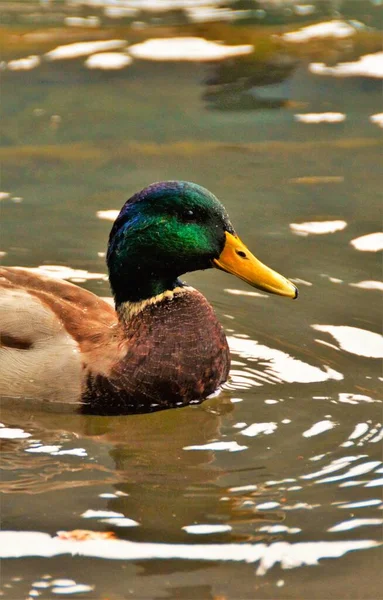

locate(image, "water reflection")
(1, 3), (383, 598)
(0, 398), (291, 546)
(203, 52), (297, 111)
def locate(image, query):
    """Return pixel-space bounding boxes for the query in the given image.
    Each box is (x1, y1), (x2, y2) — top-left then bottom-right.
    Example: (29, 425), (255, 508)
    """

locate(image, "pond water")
(1, 14), (382, 600)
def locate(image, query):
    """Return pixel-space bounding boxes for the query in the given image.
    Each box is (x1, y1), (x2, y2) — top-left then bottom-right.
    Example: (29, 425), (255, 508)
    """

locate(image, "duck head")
(107, 181), (297, 304)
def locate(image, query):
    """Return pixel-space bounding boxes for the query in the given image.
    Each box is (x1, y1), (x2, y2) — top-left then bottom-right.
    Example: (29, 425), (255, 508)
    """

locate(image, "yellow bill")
(213, 231), (298, 299)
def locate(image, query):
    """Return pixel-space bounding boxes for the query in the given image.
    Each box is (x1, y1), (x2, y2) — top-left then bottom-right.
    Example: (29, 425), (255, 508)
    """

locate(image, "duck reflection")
(0, 396), (284, 544)
(203, 52), (297, 111)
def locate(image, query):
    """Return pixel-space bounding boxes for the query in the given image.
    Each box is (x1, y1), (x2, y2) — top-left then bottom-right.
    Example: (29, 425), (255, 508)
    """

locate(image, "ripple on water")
(290, 220), (347, 236)
(28, 265), (107, 283)
(128, 37), (253, 61)
(350, 232), (383, 252)
(85, 53), (133, 71)
(183, 441), (248, 453)
(350, 280), (383, 291)
(328, 518), (383, 532)
(227, 335), (342, 390)
(294, 113), (346, 123)
(0, 531), (380, 578)
(45, 40), (127, 61)
(312, 325), (383, 359)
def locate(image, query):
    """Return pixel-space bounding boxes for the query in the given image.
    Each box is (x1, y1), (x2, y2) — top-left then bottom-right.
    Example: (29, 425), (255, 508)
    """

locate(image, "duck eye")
(183, 209), (196, 221)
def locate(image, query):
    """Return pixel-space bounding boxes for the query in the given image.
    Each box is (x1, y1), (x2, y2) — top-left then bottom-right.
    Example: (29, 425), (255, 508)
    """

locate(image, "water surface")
(1, 15), (382, 600)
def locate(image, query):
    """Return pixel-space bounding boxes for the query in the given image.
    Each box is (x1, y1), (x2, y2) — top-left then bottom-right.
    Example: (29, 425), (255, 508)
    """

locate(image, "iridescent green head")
(107, 180), (298, 305)
(107, 181), (235, 303)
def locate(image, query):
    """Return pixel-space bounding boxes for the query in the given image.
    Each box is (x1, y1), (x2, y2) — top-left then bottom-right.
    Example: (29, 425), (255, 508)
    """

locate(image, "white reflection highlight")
(97, 210), (119, 221)
(104, 6), (137, 18)
(65, 15), (100, 27)
(51, 584), (94, 595)
(339, 499), (381, 509)
(350, 232), (383, 252)
(290, 220), (347, 236)
(303, 420), (335, 438)
(302, 456), (367, 480)
(241, 422), (277, 437)
(256, 502), (280, 510)
(25, 445), (87, 457)
(32, 581), (50, 589)
(259, 525), (301, 534)
(267, 478), (296, 485)
(349, 423), (370, 440)
(8, 55), (40, 71)
(228, 336), (342, 385)
(283, 20), (357, 43)
(291, 278), (313, 286)
(312, 325), (383, 358)
(283, 503), (320, 511)
(186, 6), (234, 23)
(310, 52), (383, 79)
(328, 518), (383, 532)
(81, 510), (124, 519)
(339, 481), (365, 488)
(85, 53), (132, 70)
(28, 265), (107, 282)
(1, 532), (379, 576)
(0, 424), (31, 439)
(339, 394), (377, 405)
(225, 288), (268, 298)
(365, 479), (383, 488)
(46, 40), (126, 60)
(129, 38), (253, 61)
(229, 485), (257, 492)
(350, 281), (383, 291)
(310, 454), (327, 461)
(182, 525), (232, 535)
(370, 113), (383, 128)
(100, 518), (139, 527)
(183, 441), (247, 452)
(370, 429), (383, 444)
(316, 461), (381, 484)
(294, 113), (345, 123)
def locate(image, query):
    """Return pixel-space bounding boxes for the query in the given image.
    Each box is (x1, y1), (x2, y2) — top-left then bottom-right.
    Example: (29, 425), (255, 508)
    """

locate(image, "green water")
(1, 26), (382, 600)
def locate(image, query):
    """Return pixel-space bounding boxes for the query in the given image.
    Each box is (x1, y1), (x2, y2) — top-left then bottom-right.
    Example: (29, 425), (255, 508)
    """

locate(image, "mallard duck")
(0, 181), (297, 414)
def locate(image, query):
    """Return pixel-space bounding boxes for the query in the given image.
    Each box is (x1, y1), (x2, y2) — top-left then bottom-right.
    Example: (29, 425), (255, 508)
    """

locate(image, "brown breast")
(84, 289), (230, 414)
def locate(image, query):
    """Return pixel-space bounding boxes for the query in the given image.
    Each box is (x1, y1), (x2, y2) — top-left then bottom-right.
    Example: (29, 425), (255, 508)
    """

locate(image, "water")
(1, 15), (382, 600)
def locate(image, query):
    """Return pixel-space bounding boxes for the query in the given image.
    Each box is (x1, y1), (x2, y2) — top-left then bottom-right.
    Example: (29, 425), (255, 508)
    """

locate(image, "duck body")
(0, 181), (297, 414)
(0, 268), (229, 413)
